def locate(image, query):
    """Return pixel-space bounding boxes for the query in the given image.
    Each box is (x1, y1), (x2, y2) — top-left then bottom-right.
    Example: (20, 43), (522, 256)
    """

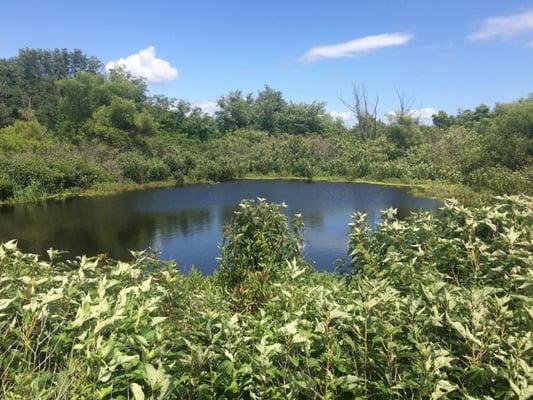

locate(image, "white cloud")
(385, 108), (437, 125)
(193, 100), (219, 115)
(329, 110), (355, 126)
(105, 46), (178, 83)
(468, 10), (533, 41)
(413, 108), (437, 125)
(299, 32), (413, 63)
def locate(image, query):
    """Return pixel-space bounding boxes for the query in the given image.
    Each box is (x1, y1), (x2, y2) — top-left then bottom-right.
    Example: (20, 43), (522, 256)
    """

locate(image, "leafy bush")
(107, 97), (137, 131)
(218, 199), (304, 292)
(0, 171), (14, 200)
(386, 115), (422, 150)
(0, 153), (108, 201)
(53, 158), (108, 188)
(0, 120), (46, 152)
(0, 119), (45, 139)
(468, 166), (531, 194)
(134, 109), (156, 135)
(217, 199), (306, 311)
(1, 156), (65, 194)
(162, 151), (196, 178)
(346, 195), (533, 398)
(10, 182), (48, 203)
(201, 158), (242, 182)
(121, 153), (171, 184)
(0, 196), (532, 398)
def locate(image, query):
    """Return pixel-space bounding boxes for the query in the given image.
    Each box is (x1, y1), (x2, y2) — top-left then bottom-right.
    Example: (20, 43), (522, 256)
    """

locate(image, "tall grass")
(10, 183), (48, 203)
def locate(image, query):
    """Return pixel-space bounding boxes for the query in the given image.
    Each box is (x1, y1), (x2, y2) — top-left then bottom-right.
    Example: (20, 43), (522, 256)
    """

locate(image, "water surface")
(0, 180), (438, 272)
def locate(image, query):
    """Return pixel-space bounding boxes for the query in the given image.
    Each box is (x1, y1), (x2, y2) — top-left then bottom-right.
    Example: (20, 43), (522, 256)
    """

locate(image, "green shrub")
(202, 158), (241, 182)
(291, 159), (316, 181)
(218, 199), (305, 309)
(162, 151), (196, 177)
(121, 153), (171, 183)
(0, 153), (109, 201)
(107, 97), (137, 131)
(468, 166), (531, 194)
(347, 195), (532, 397)
(0, 120), (45, 139)
(10, 182), (48, 203)
(53, 158), (108, 188)
(0, 171), (13, 200)
(0, 196), (531, 399)
(134, 109), (157, 135)
(0, 120), (46, 152)
(1, 157), (65, 194)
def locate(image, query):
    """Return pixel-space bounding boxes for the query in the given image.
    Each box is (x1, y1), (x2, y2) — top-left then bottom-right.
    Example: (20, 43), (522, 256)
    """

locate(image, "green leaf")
(0, 298), (15, 311)
(130, 382), (145, 400)
(226, 380), (239, 394)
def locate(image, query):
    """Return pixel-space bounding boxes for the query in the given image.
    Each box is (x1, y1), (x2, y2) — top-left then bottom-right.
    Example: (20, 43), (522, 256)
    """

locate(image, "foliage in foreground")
(0, 196), (532, 399)
(218, 199), (305, 310)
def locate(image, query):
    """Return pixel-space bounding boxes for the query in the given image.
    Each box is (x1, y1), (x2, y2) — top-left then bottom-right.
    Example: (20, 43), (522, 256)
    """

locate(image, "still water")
(0, 180), (438, 273)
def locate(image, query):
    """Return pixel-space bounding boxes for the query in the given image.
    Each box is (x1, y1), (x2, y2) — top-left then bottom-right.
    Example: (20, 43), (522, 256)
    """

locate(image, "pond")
(0, 180), (439, 273)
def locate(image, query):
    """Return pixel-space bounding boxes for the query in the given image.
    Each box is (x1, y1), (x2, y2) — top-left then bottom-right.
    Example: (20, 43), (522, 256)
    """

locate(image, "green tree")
(253, 85), (286, 132)
(432, 110), (455, 129)
(484, 97), (533, 170)
(147, 95), (190, 133)
(0, 59), (20, 127)
(181, 107), (218, 140)
(216, 90), (254, 132)
(134, 109), (156, 135)
(57, 72), (105, 130)
(278, 101), (329, 135)
(107, 97), (137, 131)
(386, 115), (422, 151)
(99, 66), (147, 105)
(15, 48), (101, 127)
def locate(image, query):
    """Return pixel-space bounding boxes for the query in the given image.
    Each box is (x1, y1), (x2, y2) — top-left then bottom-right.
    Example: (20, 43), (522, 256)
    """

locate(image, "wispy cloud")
(468, 10), (533, 41)
(299, 32), (413, 63)
(105, 46), (178, 83)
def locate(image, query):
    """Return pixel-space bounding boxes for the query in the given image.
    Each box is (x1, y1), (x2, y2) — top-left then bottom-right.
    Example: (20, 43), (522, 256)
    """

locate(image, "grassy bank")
(242, 173), (488, 204)
(0, 172), (490, 208)
(0, 179), (209, 206)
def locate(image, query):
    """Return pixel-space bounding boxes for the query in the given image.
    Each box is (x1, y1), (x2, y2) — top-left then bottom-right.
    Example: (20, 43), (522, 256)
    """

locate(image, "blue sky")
(1, 0), (533, 122)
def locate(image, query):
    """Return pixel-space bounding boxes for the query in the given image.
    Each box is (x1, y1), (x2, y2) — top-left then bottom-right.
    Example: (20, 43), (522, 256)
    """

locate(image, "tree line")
(0, 48), (531, 203)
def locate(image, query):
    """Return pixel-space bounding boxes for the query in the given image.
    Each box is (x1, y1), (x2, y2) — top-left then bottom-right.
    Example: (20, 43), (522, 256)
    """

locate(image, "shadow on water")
(0, 180), (439, 273)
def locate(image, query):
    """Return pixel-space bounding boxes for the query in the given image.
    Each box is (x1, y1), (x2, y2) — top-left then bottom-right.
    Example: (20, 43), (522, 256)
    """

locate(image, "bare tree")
(340, 83), (379, 140)
(395, 88), (415, 118)
(383, 88), (424, 125)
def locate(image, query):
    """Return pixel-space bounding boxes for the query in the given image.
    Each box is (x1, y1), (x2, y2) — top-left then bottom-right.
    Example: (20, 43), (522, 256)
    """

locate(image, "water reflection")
(0, 180), (439, 272)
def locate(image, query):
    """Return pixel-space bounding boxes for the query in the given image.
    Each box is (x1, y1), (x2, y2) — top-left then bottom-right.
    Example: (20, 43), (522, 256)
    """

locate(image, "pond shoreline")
(0, 174), (485, 207)
(0, 179), (440, 271)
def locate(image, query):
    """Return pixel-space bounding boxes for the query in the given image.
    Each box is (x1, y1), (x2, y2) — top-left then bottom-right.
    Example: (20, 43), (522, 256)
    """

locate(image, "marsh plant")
(0, 196), (532, 399)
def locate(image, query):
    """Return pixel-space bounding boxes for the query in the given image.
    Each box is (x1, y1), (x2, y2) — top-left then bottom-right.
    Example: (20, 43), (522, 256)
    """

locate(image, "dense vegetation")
(1, 48), (531, 398)
(0, 48), (532, 204)
(1, 196), (531, 399)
